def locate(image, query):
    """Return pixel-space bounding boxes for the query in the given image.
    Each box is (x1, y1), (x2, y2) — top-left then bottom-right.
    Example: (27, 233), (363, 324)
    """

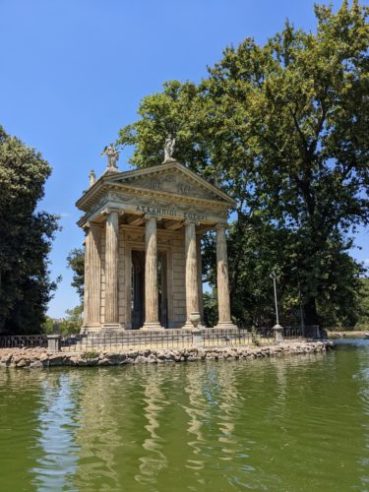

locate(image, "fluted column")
(104, 210), (119, 327)
(216, 223), (236, 328)
(184, 221), (201, 329)
(142, 216), (162, 330)
(83, 223), (101, 330)
(196, 234), (204, 324)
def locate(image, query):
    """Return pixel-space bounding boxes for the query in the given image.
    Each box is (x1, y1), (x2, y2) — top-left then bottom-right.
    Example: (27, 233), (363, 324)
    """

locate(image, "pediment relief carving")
(111, 169), (224, 203)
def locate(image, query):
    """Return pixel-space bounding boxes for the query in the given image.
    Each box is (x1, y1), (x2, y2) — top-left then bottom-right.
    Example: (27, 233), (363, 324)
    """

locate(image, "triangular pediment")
(105, 161), (234, 205)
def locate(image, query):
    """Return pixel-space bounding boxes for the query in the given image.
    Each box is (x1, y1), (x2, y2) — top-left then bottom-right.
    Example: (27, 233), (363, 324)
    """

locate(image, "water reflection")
(1, 350), (369, 491)
(73, 370), (130, 491)
(33, 373), (80, 492)
(183, 364), (206, 472)
(136, 369), (169, 486)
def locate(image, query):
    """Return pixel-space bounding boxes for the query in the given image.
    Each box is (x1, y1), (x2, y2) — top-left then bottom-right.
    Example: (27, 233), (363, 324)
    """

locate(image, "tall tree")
(0, 126), (59, 334)
(117, 1), (369, 327)
(205, 0), (369, 324)
(67, 247), (85, 301)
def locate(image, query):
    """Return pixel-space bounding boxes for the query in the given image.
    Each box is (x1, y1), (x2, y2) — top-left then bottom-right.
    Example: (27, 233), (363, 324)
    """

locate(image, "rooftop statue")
(163, 134), (176, 162)
(89, 170), (96, 187)
(103, 144), (119, 172)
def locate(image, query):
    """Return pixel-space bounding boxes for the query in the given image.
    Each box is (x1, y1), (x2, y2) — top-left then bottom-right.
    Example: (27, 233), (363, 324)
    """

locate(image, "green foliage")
(203, 292), (218, 327)
(356, 278), (369, 329)
(117, 1), (369, 328)
(0, 126), (59, 334)
(67, 248), (85, 300)
(58, 305), (83, 335)
(42, 305), (83, 335)
(42, 316), (55, 334)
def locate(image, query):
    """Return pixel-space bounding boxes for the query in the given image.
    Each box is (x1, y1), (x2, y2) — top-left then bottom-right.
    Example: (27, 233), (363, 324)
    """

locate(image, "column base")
(182, 321), (203, 331)
(103, 323), (125, 332)
(141, 322), (164, 331)
(80, 324), (102, 335)
(214, 322), (238, 330)
(82, 323), (126, 335)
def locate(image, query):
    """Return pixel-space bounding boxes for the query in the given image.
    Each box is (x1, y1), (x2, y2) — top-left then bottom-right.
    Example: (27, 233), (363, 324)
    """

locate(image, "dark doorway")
(158, 252), (168, 328)
(131, 250), (145, 329)
(131, 250), (168, 329)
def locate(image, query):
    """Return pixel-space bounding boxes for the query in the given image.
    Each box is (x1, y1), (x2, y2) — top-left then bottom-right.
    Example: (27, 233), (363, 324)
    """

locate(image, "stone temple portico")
(76, 154), (236, 333)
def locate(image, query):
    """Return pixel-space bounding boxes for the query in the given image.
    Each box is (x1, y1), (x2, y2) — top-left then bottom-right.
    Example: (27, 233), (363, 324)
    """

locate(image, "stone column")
(104, 210), (120, 328)
(83, 222), (101, 331)
(216, 223), (236, 329)
(196, 234), (204, 324)
(184, 221), (201, 329)
(142, 216), (162, 330)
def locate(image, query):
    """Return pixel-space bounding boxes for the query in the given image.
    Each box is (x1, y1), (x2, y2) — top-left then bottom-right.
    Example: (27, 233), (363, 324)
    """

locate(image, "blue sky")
(1, 0), (368, 318)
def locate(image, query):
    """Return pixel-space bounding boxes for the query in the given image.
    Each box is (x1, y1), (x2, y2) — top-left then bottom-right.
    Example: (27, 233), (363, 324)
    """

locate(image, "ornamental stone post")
(104, 210), (120, 328)
(83, 222), (101, 330)
(142, 215), (162, 330)
(215, 223), (236, 329)
(184, 221), (201, 330)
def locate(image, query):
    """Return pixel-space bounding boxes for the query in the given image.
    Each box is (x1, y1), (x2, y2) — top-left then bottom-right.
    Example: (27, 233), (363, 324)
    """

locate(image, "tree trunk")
(303, 298), (319, 326)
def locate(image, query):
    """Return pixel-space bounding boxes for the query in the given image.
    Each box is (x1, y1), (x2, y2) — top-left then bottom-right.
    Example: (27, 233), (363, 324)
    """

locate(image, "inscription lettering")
(183, 211), (207, 222)
(136, 204), (207, 222)
(137, 204), (177, 217)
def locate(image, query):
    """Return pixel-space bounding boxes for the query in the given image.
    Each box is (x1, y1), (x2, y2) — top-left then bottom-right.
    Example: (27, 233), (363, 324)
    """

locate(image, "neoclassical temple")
(76, 148), (236, 332)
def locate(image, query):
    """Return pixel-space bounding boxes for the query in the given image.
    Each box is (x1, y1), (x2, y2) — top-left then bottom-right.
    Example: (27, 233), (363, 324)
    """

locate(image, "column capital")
(102, 207), (124, 216)
(84, 220), (102, 230)
(184, 219), (199, 227)
(144, 213), (158, 221)
(216, 221), (228, 231)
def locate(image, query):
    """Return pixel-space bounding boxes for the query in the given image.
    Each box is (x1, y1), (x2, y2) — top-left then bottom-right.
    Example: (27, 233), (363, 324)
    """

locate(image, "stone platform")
(0, 341), (332, 368)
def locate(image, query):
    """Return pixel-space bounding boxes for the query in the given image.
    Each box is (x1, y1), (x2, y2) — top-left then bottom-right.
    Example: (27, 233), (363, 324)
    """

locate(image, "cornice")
(108, 183), (230, 210)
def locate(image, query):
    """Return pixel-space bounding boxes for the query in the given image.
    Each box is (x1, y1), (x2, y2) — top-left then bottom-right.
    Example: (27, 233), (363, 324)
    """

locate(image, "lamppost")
(270, 271), (283, 342)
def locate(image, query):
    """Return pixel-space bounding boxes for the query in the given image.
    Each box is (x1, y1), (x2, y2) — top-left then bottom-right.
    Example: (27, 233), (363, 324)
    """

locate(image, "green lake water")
(1, 342), (369, 491)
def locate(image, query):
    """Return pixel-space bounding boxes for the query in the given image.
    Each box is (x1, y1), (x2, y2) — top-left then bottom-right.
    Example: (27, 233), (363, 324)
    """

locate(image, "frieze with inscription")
(136, 204), (208, 222)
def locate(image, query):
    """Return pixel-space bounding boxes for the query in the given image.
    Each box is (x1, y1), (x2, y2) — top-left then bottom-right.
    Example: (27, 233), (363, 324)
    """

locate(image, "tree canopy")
(0, 126), (59, 334)
(117, 1), (369, 328)
(67, 247), (85, 301)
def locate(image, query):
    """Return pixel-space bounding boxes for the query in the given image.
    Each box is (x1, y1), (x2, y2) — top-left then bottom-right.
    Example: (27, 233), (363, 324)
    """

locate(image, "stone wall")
(169, 231), (186, 327)
(0, 341), (332, 368)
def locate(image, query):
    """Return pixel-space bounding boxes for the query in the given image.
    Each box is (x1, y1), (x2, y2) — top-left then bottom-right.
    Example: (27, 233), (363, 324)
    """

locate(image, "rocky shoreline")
(0, 341), (332, 368)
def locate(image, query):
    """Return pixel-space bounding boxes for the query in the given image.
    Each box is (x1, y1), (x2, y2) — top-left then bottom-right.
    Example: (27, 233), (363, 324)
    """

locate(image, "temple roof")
(76, 160), (235, 212)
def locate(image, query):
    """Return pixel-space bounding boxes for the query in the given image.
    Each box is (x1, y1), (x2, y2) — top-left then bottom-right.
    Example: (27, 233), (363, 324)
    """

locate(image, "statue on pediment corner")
(163, 134), (176, 163)
(89, 170), (96, 187)
(103, 144), (119, 172)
